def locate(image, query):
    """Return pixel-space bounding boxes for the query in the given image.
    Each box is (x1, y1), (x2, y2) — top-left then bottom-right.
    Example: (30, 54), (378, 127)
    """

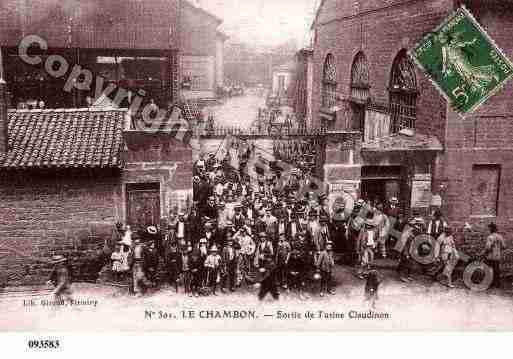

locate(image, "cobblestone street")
(2, 266), (513, 331)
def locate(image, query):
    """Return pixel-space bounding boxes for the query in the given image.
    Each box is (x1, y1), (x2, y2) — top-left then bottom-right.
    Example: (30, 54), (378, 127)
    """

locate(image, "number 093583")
(27, 339), (60, 349)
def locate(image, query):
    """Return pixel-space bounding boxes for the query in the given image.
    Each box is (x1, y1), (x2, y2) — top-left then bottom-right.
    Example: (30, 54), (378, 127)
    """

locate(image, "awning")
(361, 165), (402, 180)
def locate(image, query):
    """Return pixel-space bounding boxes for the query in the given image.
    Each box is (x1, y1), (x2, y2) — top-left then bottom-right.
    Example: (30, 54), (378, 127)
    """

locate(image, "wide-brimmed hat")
(199, 237), (208, 244)
(258, 232), (267, 239)
(295, 205), (306, 214)
(147, 226), (158, 235)
(209, 244), (218, 252)
(51, 255), (67, 264)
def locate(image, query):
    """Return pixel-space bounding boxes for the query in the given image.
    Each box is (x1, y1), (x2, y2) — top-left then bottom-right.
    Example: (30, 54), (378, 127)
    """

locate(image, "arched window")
(321, 54), (337, 108)
(349, 51), (370, 132)
(350, 52), (370, 103)
(389, 49), (417, 132)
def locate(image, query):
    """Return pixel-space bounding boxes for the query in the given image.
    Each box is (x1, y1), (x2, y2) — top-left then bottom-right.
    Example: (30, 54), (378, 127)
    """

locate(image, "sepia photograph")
(0, 0), (513, 336)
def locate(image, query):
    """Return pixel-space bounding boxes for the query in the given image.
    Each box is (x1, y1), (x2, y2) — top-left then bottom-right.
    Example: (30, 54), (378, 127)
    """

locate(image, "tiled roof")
(0, 108), (126, 170)
(180, 100), (202, 122)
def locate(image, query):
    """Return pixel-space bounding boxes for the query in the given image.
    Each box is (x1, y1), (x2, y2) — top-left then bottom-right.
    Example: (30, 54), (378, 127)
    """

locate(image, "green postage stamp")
(409, 6), (513, 114)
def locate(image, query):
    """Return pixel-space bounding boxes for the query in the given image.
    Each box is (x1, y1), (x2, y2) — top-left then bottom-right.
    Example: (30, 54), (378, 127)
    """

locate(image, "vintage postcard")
(1, 0), (513, 336)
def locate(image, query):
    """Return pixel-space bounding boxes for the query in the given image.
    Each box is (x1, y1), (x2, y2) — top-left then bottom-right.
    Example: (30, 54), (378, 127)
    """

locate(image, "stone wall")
(0, 172), (121, 286)
(0, 131), (194, 286)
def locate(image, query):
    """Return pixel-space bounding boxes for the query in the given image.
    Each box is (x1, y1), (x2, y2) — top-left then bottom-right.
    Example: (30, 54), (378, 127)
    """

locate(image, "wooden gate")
(126, 183), (161, 231)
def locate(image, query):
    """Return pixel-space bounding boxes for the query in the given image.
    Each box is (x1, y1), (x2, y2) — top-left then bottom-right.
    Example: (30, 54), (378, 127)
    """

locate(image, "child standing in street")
(111, 244), (123, 281)
(204, 245), (222, 295)
(357, 219), (376, 279)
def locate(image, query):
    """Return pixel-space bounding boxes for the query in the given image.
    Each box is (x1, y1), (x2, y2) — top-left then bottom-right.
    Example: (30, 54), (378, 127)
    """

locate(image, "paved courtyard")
(205, 91), (267, 130)
(2, 265), (513, 331)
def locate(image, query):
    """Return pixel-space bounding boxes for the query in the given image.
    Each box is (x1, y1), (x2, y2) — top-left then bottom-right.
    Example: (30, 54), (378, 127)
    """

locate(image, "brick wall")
(0, 80), (7, 153)
(180, 1), (220, 57)
(311, 0), (452, 142)
(0, 173), (121, 286)
(122, 131), (194, 219)
(313, 1), (513, 256)
(443, 4), (513, 229)
(0, 0), (181, 49)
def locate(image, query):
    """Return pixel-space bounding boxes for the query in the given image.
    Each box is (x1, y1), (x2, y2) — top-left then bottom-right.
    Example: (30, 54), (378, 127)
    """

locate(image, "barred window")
(322, 54), (337, 108)
(350, 51), (370, 102)
(389, 50), (417, 132)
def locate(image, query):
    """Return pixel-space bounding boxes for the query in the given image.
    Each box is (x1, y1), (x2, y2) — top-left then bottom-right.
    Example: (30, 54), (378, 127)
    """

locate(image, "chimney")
(0, 46), (8, 153)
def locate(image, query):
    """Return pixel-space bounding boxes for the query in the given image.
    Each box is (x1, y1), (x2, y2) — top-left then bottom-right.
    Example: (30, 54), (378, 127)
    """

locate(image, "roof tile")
(1, 108), (126, 170)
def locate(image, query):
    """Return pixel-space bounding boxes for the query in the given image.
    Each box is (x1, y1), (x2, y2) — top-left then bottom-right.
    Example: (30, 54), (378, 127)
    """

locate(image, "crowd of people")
(46, 141), (507, 304)
(95, 144), (507, 302)
(104, 148), (345, 300)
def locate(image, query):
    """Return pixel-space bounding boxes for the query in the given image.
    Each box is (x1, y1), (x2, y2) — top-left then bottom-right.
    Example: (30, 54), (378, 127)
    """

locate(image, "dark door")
(126, 183), (161, 231)
(361, 179), (387, 204)
(350, 103), (365, 133)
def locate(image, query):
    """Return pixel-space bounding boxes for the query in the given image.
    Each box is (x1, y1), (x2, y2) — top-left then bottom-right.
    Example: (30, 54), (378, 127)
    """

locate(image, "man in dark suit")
(164, 239), (180, 292)
(176, 212), (190, 245)
(258, 256), (280, 301)
(202, 196), (218, 223)
(197, 176), (213, 215)
(221, 238), (238, 292)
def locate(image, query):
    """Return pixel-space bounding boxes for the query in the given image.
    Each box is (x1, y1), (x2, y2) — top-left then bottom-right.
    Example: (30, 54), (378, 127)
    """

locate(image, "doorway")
(361, 166), (402, 205)
(126, 182), (161, 231)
